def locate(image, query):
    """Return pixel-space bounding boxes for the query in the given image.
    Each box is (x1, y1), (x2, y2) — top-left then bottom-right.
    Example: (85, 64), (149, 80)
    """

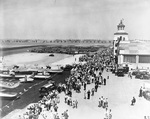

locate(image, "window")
(124, 55), (136, 63)
(139, 55), (150, 63)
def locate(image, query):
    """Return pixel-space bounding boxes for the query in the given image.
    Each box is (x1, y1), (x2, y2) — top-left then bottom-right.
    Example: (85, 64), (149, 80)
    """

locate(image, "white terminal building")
(113, 20), (150, 69)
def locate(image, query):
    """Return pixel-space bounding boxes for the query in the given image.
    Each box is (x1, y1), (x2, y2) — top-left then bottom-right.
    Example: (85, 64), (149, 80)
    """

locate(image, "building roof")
(119, 41), (150, 55)
(117, 20), (125, 27)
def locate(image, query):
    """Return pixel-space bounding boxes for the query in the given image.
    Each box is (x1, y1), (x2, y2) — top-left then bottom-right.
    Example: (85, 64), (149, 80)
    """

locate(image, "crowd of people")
(62, 50), (113, 119)
(19, 89), (64, 119)
(17, 48), (114, 119)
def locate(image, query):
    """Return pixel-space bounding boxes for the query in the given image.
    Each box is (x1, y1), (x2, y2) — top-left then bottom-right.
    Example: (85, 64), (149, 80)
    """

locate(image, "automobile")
(135, 71), (144, 79)
(132, 69), (147, 76)
(39, 81), (57, 97)
(135, 71), (150, 80)
(132, 70), (140, 76)
(123, 66), (129, 74)
(115, 67), (125, 76)
(49, 54), (54, 57)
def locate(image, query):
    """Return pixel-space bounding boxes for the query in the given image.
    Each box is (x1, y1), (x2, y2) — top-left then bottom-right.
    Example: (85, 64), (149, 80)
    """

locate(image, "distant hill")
(0, 39), (113, 48)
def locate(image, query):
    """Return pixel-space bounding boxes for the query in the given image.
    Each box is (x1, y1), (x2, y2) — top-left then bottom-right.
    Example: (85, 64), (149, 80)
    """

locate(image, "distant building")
(113, 20), (150, 69)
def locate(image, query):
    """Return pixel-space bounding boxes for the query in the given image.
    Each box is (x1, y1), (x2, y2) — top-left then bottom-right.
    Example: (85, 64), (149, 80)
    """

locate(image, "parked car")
(132, 70), (140, 76)
(115, 67), (125, 76)
(132, 69), (147, 76)
(135, 71), (150, 80)
(123, 66), (129, 74)
(39, 81), (57, 97)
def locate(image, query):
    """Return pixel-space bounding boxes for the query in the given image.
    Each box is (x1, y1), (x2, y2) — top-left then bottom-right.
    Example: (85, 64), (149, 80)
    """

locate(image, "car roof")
(42, 83), (54, 88)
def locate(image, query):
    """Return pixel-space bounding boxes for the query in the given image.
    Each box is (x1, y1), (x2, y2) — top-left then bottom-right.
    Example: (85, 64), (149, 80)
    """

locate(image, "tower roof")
(117, 20), (125, 28)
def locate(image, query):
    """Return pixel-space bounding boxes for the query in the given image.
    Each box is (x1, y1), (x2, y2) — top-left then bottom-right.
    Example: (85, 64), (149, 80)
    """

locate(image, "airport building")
(113, 20), (150, 69)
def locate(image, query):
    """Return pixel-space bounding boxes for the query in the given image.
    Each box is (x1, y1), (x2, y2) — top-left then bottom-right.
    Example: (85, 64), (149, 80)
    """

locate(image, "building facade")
(118, 41), (150, 69)
(113, 20), (150, 69)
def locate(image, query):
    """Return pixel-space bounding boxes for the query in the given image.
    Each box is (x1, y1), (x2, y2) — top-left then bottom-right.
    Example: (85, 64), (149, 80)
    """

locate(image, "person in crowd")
(139, 87), (143, 97)
(87, 90), (91, 99)
(131, 97), (136, 106)
(67, 97), (70, 105)
(104, 78), (106, 85)
(91, 88), (95, 96)
(109, 109), (112, 119)
(75, 100), (78, 108)
(128, 71), (132, 79)
(84, 82), (87, 90)
(103, 98), (108, 109)
(69, 90), (72, 97)
(101, 77), (104, 85)
(54, 104), (58, 112)
(72, 101), (76, 108)
(63, 110), (69, 119)
(104, 108), (109, 119)
(91, 76), (94, 83)
(84, 90), (87, 99)
(98, 96), (104, 108)
(95, 84), (98, 92)
(105, 98), (108, 109)
(46, 99), (51, 111)
(103, 98), (106, 108)
(69, 97), (72, 106)
(98, 98), (101, 107)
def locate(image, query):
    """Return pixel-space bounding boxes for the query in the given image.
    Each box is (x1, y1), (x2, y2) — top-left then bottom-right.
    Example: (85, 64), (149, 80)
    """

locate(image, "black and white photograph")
(0, 0), (150, 119)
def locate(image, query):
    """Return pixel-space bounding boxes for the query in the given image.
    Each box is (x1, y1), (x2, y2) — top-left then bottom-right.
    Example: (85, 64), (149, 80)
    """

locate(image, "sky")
(0, 0), (150, 40)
